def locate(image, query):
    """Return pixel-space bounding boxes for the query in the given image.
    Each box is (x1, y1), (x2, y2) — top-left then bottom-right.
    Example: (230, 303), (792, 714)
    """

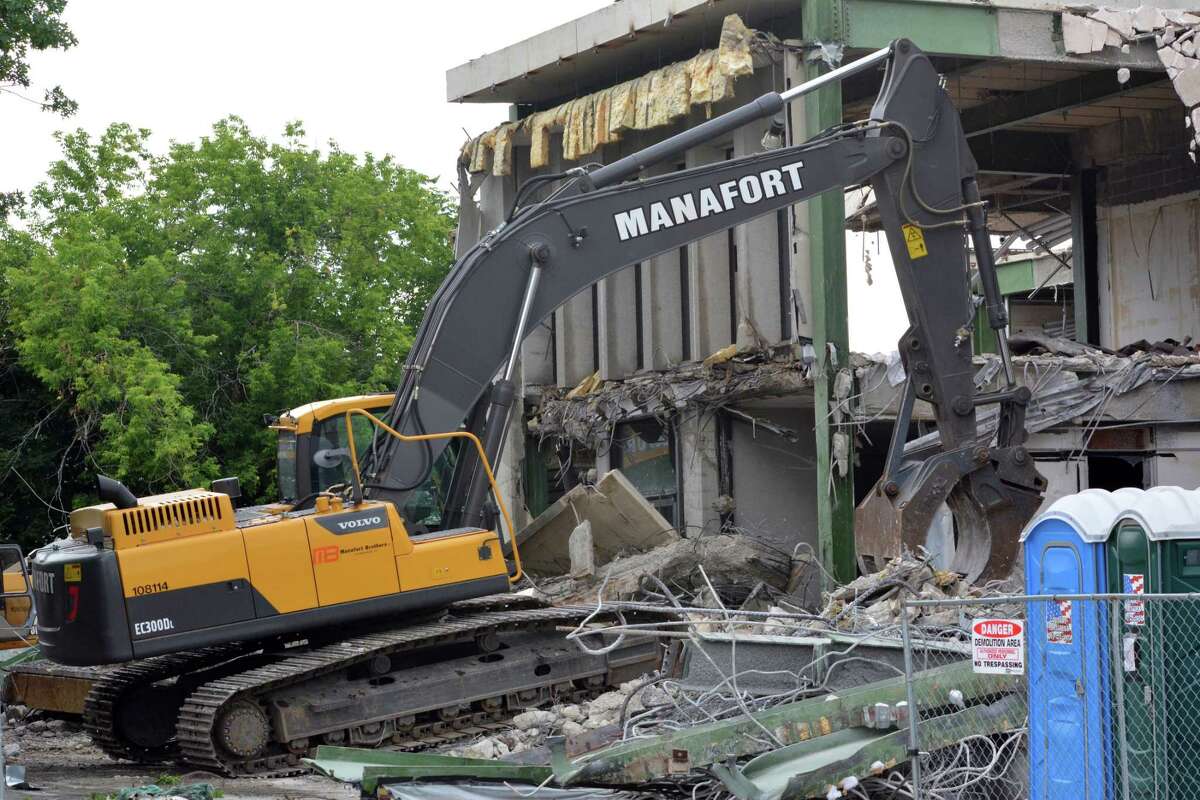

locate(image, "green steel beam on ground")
(842, 0), (1001, 56)
(805, 0), (856, 584)
(552, 660), (1020, 786)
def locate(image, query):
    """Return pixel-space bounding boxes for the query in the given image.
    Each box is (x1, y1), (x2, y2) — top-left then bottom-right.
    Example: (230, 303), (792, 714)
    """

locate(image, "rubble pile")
(814, 554), (1019, 633)
(401, 548), (1022, 799)
(533, 531), (794, 606)
(529, 343), (812, 452)
(2, 704), (92, 760)
(448, 679), (672, 761)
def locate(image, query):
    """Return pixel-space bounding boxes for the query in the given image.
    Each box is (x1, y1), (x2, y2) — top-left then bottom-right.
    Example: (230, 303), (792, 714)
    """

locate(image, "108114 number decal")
(131, 581), (169, 596)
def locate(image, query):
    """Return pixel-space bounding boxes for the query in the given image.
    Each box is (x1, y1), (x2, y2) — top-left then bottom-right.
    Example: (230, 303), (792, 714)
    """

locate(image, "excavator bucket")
(855, 446), (1046, 583)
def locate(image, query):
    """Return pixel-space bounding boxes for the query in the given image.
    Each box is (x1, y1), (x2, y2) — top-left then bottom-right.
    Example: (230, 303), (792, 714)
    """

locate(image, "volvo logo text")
(336, 515), (383, 531)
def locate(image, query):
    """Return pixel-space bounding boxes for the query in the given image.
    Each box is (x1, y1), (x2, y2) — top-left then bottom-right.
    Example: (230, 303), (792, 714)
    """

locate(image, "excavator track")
(84, 643), (260, 763)
(86, 603), (656, 776)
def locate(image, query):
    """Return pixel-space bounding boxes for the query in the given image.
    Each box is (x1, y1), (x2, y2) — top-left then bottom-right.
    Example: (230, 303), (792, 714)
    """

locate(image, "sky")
(2, 0), (909, 353)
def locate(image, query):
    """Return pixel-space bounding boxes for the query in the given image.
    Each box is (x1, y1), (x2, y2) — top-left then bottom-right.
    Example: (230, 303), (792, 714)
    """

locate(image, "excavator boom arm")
(367, 40), (1044, 579)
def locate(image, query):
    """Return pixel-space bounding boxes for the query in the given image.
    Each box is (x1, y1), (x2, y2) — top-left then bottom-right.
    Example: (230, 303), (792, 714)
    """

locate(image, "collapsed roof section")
(530, 337), (1200, 451)
(858, 336), (1200, 451)
(528, 343), (815, 451)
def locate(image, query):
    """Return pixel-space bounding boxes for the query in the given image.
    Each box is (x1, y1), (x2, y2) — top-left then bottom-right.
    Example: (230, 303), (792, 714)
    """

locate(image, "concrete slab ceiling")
(446, 0), (1164, 108)
(446, 0), (803, 106)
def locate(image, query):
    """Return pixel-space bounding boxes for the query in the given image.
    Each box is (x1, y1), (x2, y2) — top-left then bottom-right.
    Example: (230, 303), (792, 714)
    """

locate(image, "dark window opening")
(611, 418), (679, 529)
(1087, 453), (1147, 491)
(523, 435), (581, 519)
(852, 420), (920, 505)
(634, 263), (645, 370)
(777, 208), (792, 341)
(680, 247), (691, 360)
(717, 412), (735, 531)
(725, 147), (738, 346)
(591, 283), (600, 373)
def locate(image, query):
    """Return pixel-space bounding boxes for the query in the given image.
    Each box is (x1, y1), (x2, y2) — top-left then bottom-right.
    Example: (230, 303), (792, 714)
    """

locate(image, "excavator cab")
(269, 393), (463, 530)
(0, 546), (35, 648)
(269, 393), (394, 506)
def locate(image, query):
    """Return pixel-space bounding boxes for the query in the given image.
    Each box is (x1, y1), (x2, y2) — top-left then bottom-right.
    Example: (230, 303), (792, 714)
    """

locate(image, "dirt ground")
(3, 718), (358, 800)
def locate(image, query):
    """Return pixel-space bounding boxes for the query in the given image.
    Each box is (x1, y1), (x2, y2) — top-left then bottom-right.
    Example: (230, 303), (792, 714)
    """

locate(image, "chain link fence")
(899, 593), (1200, 800)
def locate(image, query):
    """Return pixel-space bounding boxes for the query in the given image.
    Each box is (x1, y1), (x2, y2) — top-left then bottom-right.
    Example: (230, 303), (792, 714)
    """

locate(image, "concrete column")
(521, 321), (555, 386)
(553, 307), (568, 388)
(497, 356), (529, 534)
(685, 144), (735, 357)
(454, 169), (487, 260)
(732, 118), (783, 348)
(598, 270), (638, 379)
(555, 290), (596, 388)
(677, 411), (721, 537)
(785, 47), (812, 342)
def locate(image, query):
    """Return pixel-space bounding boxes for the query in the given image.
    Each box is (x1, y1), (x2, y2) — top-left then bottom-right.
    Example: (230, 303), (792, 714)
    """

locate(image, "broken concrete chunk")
(1184, 39), (1197, 57)
(537, 533), (791, 605)
(1174, 64), (1200, 107)
(1159, 45), (1184, 70)
(588, 690), (628, 716)
(1191, 107), (1200, 132)
(568, 520), (596, 577)
(1132, 4), (1168, 33)
(1167, 10), (1200, 26)
(512, 708), (557, 731)
(1090, 8), (1135, 39)
(517, 469), (679, 576)
(1063, 13), (1108, 54)
(1118, 67), (1132, 84)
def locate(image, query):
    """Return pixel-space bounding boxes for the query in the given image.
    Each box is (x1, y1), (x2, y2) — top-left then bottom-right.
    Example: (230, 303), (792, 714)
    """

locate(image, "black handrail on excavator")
(364, 39), (1046, 583)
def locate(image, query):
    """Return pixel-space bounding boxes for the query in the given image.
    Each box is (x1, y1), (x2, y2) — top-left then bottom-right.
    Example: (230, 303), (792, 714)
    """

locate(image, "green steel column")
(803, 0), (856, 583)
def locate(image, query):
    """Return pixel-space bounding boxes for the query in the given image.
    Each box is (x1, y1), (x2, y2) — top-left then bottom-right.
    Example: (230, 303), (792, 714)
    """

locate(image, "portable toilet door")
(1022, 488), (1140, 800)
(1107, 489), (1168, 800)
(1116, 487), (1200, 800)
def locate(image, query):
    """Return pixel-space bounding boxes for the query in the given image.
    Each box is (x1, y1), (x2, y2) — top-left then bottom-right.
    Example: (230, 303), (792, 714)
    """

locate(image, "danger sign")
(1123, 573), (1145, 627)
(972, 618), (1025, 675)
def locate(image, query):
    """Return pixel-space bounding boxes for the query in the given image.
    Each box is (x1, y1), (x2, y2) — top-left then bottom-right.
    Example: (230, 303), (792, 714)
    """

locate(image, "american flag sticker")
(1046, 599), (1073, 644)
(1124, 573), (1146, 627)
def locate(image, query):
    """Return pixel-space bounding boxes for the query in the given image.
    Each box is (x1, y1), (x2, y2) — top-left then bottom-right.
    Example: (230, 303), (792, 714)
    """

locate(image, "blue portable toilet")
(1022, 488), (1142, 800)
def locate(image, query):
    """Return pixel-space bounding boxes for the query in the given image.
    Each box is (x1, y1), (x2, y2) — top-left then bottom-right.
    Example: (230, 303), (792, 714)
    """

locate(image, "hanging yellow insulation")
(459, 14), (758, 176)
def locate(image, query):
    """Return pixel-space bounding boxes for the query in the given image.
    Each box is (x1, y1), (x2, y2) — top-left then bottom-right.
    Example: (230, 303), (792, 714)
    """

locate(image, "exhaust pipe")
(96, 475), (138, 509)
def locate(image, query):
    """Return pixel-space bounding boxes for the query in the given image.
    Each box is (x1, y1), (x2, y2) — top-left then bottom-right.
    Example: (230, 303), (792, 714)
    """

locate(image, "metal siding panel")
(844, 0), (1000, 57)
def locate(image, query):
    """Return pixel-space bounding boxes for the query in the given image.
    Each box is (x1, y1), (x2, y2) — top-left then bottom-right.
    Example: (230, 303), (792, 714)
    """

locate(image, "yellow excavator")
(28, 41), (1045, 774)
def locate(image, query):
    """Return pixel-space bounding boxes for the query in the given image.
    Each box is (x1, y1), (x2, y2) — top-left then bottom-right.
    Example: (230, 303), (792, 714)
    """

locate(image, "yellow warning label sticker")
(902, 224), (928, 259)
(64, 563), (81, 583)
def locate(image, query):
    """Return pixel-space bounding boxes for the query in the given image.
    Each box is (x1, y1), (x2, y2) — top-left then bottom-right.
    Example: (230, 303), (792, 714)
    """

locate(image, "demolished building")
(448, 0), (1200, 585)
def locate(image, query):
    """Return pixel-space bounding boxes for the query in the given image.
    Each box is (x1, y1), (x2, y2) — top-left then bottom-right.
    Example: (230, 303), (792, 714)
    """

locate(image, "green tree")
(0, 119), (455, 548)
(2, 0), (77, 216)
(0, 0), (76, 114)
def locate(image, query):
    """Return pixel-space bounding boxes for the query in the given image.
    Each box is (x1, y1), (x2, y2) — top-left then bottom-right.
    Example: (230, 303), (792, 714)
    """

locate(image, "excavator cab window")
(401, 440), (462, 532)
(277, 430), (299, 502)
(310, 415), (375, 494)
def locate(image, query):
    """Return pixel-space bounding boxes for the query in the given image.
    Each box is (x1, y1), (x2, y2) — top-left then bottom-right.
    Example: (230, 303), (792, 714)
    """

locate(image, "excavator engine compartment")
(32, 485), (510, 666)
